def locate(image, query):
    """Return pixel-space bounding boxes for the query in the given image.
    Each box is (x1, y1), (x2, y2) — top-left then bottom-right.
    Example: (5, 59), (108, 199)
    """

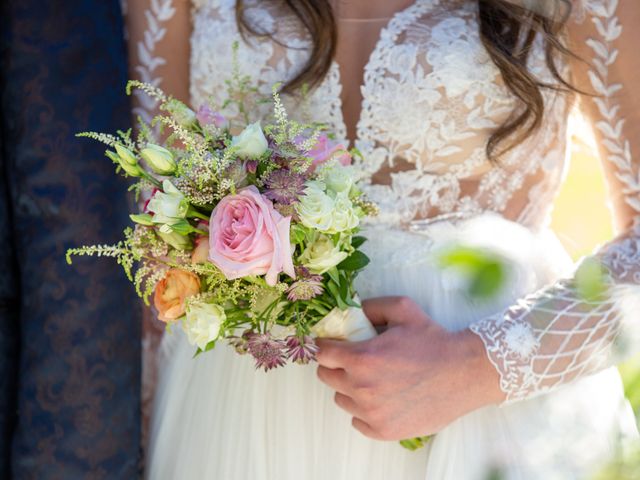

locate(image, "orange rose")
(154, 269), (201, 323)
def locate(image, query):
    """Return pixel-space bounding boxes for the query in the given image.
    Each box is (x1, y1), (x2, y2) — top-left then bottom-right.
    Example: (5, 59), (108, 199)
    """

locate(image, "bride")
(125, 0), (640, 478)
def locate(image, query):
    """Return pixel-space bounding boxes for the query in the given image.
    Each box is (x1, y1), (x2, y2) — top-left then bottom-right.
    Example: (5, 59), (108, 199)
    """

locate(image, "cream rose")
(330, 192), (360, 232)
(296, 181), (335, 231)
(300, 235), (348, 274)
(182, 302), (226, 350)
(321, 164), (355, 194)
(231, 122), (269, 159)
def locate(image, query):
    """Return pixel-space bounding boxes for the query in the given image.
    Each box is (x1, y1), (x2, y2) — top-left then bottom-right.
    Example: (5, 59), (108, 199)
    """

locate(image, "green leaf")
(290, 224), (307, 245)
(437, 246), (507, 300)
(351, 236), (367, 249)
(399, 436), (432, 451)
(337, 251), (370, 272)
(326, 267), (340, 285)
(327, 281), (349, 310)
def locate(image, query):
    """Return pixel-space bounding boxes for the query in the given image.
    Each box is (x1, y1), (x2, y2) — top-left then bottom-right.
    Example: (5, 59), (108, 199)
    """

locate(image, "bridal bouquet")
(66, 75), (378, 370)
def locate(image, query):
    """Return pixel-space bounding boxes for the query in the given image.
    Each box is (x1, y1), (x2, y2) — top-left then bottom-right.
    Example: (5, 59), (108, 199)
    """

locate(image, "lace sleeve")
(124, 0), (191, 123)
(469, 0), (640, 403)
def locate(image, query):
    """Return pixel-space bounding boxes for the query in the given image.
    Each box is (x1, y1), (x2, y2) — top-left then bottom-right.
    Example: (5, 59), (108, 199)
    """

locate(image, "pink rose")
(209, 186), (295, 286)
(307, 134), (352, 172)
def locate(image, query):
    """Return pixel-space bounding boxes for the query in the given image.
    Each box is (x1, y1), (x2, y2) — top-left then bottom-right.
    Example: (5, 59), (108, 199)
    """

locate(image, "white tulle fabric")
(123, 0), (640, 478)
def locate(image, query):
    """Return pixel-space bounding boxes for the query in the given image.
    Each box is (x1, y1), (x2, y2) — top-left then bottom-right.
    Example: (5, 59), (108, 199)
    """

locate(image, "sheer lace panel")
(470, 0), (640, 403)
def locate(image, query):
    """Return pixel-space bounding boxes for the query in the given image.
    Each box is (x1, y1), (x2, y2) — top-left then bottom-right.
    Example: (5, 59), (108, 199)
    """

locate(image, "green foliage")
(337, 251), (370, 272)
(437, 246), (506, 300)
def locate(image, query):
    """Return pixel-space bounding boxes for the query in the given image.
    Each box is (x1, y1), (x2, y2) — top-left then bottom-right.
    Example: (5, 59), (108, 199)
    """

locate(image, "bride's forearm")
(469, 226), (640, 403)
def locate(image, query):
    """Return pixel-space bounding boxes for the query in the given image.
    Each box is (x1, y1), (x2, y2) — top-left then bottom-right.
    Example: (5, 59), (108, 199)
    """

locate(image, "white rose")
(300, 235), (348, 274)
(311, 305), (377, 341)
(231, 122), (269, 159)
(183, 302), (226, 350)
(296, 181), (335, 232)
(321, 164), (355, 194)
(147, 180), (188, 225)
(329, 191), (359, 233)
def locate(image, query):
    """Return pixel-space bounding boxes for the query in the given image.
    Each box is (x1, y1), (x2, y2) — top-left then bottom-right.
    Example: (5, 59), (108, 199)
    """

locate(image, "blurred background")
(551, 114), (640, 478)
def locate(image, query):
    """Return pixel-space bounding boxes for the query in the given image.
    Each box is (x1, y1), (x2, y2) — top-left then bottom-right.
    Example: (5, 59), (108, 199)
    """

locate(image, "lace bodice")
(125, 0), (640, 404)
(188, 0), (571, 228)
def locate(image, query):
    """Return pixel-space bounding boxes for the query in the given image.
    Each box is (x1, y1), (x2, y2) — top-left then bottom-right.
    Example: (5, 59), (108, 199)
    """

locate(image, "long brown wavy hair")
(235, 0), (578, 161)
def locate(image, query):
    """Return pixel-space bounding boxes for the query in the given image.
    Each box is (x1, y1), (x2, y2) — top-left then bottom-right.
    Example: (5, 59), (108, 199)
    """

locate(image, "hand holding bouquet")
(67, 75), (378, 370)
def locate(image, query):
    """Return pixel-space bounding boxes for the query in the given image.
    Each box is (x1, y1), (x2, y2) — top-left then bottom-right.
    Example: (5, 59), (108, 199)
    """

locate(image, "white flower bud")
(115, 144), (137, 166)
(147, 180), (189, 225)
(141, 144), (177, 175)
(106, 150), (143, 177)
(157, 229), (192, 251)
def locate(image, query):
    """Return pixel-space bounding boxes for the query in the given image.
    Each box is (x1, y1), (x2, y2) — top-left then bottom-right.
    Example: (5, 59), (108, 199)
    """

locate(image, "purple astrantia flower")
(263, 169), (306, 205)
(286, 277), (324, 301)
(285, 335), (319, 364)
(247, 333), (287, 371)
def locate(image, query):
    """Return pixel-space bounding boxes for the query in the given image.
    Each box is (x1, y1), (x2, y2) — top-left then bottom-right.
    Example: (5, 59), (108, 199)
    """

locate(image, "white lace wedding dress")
(124, 1), (640, 478)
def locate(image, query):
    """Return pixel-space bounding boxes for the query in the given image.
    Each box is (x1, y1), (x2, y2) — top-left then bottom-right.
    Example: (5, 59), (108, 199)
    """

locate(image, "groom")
(0, 0), (140, 477)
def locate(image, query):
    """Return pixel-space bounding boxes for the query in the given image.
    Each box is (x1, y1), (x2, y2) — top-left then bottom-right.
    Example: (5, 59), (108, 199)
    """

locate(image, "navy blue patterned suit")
(0, 1), (141, 478)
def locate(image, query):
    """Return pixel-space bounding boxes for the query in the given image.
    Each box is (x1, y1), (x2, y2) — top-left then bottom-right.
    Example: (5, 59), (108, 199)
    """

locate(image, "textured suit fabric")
(0, 1), (141, 478)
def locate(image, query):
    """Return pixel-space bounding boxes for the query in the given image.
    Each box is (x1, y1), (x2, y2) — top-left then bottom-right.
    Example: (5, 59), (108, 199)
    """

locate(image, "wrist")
(451, 328), (506, 406)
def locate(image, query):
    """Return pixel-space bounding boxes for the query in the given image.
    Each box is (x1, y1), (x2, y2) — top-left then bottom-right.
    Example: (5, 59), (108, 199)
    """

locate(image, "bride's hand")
(316, 296), (505, 441)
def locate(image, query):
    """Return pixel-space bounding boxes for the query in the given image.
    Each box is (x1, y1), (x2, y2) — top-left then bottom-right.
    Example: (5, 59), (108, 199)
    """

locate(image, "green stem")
(140, 170), (163, 188)
(188, 208), (210, 221)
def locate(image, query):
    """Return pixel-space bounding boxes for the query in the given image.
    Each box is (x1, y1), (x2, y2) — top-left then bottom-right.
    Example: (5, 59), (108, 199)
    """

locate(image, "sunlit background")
(551, 113), (640, 478)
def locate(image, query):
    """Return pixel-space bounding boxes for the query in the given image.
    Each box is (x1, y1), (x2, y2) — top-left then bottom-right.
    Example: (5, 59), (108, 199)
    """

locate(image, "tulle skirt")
(146, 214), (638, 480)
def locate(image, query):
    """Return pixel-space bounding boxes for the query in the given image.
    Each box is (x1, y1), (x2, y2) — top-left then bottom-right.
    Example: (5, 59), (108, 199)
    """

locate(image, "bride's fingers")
(316, 338), (356, 369)
(351, 417), (383, 441)
(317, 366), (351, 394)
(334, 392), (362, 417)
(362, 296), (425, 327)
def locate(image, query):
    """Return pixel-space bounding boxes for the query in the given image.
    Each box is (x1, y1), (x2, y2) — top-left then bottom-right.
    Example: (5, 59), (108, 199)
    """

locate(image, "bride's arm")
(124, 0), (191, 122)
(469, 0), (640, 403)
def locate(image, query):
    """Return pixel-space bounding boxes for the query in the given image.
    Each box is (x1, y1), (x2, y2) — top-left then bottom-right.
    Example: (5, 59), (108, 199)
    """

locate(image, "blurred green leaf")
(399, 436), (432, 451)
(575, 257), (607, 301)
(437, 246), (506, 300)
(337, 251), (370, 272)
